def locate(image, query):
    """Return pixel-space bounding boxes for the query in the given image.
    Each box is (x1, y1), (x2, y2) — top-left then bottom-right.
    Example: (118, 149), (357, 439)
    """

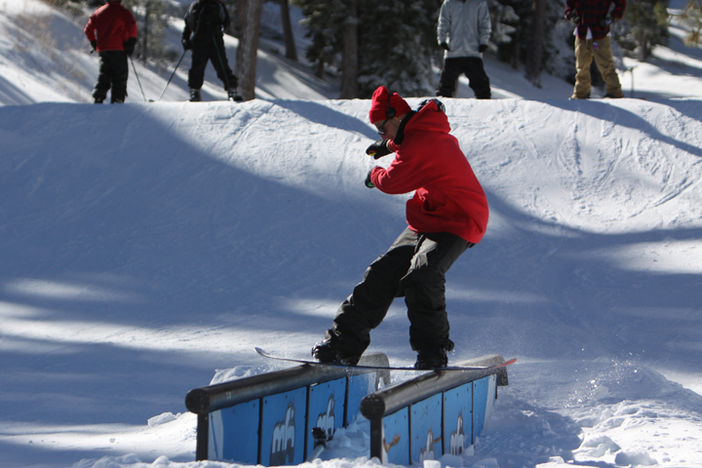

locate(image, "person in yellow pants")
(565, 0), (626, 99)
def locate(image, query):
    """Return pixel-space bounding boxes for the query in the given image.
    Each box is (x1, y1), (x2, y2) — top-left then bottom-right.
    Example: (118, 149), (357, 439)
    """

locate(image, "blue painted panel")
(347, 373), (377, 423)
(208, 400), (259, 463)
(383, 408), (410, 466)
(443, 383), (472, 456)
(261, 388), (307, 466)
(473, 377), (490, 440)
(411, 393), (443, 464)
(308, 378), (346, 454)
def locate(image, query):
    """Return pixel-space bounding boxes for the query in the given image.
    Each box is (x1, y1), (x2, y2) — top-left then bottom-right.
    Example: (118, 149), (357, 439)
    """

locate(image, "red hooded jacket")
(84, 1), (137, 52)
(369, 100), (489, 244)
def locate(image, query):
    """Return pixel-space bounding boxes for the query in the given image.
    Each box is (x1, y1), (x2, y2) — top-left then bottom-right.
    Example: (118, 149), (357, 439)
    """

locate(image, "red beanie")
(368, 86), (412, 124)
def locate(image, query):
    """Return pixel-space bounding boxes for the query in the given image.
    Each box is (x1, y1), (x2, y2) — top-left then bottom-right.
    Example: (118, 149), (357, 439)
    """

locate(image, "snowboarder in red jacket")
(313, 86), (489, 369)
(84, 0), (137, 104)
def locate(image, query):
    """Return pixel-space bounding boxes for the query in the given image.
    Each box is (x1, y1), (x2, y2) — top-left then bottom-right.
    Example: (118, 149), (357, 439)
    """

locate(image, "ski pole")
(129, 55), (148, 102)
(212, 35), (240, 101)
(158, 50), (187, 102)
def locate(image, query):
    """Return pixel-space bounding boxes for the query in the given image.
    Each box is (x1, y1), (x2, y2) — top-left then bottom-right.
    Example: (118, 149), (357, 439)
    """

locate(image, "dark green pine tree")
(541, 0), (577, 82)
(492, 0), (568, 79)
(293, 0), (441, 98)
(488, 0), (520, 68)
(673, 0), (702, 46)
(291, 0), (345, 76)
(356, 0), (441, 97)
(617, 0), (669, 60)
(123, 0), (170, 63)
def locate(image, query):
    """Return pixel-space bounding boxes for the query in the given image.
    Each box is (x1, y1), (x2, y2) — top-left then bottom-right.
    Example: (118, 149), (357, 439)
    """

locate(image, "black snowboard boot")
(312, 331), (362, 366)
(228, 89), (243, 102)
(414, 349), (448, 369)
(189, 88), (201, 102)
(414, 340), (455, 370)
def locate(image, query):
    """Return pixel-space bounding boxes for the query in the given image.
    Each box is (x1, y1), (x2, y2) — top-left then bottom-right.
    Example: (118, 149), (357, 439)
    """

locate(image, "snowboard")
(255, 347), (516, 372)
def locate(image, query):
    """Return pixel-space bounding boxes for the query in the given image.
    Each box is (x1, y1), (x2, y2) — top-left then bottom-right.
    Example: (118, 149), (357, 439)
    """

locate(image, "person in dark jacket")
(182, 0), (240, 101)
(565, 0), (626, 99)
(84, 0), (137, 104)
(436, 0), (492, 99)
(312, 86), (489, 369)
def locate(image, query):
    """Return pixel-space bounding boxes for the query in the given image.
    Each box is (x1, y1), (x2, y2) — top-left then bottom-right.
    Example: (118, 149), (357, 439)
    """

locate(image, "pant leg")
(593, 36), (624, 98)
(188, 42), (210, 90)
(463, 57), (491, 99)
(208, 35), (238, 90)
(572, 36), (593, 99)
(93, 53), (113, 101)
(109, 51), (129, 103)
(400, 232), (469, 351)
(330, 229), (419, 355)
(436, 58), (463, 97)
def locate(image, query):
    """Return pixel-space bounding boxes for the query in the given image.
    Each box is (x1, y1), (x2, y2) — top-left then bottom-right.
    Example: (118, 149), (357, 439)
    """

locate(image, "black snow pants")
(329, 228), (471, 356)
(437, 57), (491, 99)
(93, 50), (129, 103)
(188, 35), (237, 91)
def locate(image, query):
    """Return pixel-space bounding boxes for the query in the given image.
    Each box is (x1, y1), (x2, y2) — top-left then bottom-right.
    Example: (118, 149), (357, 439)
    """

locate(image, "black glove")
(366, 140), (392, 159)
(123, 37), (136, 56)
(365, 170), (375, 189)
(440, 41), (450, 51)
(599, 16), (613, 28)
(478, 44), (488, 53)
(90, 40), (97, 51)
(182, 37), (192, 50)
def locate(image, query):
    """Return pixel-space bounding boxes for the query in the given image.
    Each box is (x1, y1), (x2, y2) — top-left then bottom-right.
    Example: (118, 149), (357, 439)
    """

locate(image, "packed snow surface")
(3, 96), (702, 468)
(2, 1), (702, 468)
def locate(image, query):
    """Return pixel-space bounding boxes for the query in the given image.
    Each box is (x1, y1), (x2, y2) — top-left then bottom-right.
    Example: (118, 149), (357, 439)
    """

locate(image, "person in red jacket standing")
(84, 0), (137, 104)
(312, 86), (489, 369)
(565, 0), (626, 99)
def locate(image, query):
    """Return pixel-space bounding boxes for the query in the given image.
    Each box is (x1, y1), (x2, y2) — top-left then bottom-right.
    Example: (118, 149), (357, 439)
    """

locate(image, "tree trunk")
(279, 0), (297, 61)
(340, 0), (358, 98)
(236, 0), (262, 100)
(142, 1), (150, 62)
(314, 58), (325, 78)
(525, 0), (545, 87)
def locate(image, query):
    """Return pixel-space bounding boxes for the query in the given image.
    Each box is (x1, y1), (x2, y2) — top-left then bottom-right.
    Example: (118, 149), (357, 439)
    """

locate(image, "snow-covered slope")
(2, 97), (702, 468)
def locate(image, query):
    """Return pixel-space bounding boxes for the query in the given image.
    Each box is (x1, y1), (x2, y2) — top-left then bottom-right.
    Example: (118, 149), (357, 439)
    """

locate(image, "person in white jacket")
(436, 0), (492, 99)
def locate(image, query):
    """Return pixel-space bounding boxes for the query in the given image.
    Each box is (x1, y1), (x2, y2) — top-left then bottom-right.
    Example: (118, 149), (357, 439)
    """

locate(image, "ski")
(255, 347), (516, 372)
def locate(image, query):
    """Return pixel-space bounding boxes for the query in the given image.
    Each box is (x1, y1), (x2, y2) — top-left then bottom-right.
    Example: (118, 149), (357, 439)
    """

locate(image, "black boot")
(228, 89), (243, 102)
(414, 349), (448, 369)
(189, 88), (201, 102)
(311, 331), (362, 366)
(414, 340), (455, 370)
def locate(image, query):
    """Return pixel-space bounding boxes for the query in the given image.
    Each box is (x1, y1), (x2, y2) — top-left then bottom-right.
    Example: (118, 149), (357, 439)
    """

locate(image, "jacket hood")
(404, 99), (450, 136)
